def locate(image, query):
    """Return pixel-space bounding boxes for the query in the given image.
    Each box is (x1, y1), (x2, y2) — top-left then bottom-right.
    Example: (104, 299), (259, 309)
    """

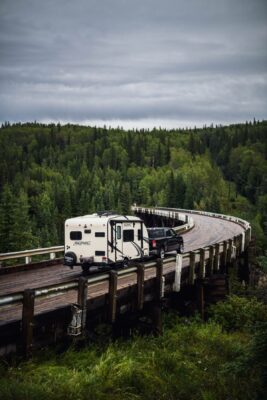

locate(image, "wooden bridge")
(0, 207), (251, 357)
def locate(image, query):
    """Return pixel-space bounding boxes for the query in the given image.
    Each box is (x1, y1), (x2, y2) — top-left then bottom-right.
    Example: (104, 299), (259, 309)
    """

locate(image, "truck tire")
(177, 244), (184, 254)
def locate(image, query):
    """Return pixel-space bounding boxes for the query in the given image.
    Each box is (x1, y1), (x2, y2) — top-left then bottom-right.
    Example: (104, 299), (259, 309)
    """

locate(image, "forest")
(0, 120), (266, 254)
(0, 120), (267, 400)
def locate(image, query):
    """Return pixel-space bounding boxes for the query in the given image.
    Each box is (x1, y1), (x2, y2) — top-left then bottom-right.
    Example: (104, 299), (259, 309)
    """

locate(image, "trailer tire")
(123, 257), (129, 268)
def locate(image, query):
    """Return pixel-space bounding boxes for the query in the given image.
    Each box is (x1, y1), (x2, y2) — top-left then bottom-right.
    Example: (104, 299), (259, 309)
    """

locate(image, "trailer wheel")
(123, 257), (129, 268)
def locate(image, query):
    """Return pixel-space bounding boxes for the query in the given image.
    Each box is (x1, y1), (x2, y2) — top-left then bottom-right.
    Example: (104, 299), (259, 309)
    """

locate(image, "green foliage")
(208, 295), (267, 332)
(0, 316), (263, 400)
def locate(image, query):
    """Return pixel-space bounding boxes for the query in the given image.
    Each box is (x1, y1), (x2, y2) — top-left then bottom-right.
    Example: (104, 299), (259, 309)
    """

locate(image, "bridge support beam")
(136, 263), (145, 311)
(196, 280), (205, 320)
(108, 270), (118, 323)
(77, 276), (88, 333)
(152, 259), (163, 335)
(21, 289), (35, 358)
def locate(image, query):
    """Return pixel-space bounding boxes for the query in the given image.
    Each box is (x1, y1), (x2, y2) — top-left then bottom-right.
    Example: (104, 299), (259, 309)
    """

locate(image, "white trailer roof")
(65, 213), (142, 227)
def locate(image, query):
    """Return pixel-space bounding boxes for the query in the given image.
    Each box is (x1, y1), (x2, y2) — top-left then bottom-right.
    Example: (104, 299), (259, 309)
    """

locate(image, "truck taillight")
(152, 240), (156, 248)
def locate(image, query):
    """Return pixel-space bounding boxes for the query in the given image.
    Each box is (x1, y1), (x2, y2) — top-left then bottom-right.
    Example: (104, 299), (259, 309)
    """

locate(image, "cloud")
(0, 0), (266, 127)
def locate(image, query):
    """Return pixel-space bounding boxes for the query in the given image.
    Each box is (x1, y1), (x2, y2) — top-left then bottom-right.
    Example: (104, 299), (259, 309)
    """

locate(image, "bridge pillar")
(108, 270), (118, 323)
(21, 289), (35, 358)
(152, 259), (163, 335)
(77, 276), (88, 333)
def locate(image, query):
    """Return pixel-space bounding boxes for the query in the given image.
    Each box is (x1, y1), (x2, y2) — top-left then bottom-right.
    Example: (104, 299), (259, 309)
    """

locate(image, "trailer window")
(70, 231), (82, 240)
(138, 229), (142, 241)
(117, 226), (121, 240)
(95, 232), (105, 237)
(123, 229), (134, 242)
(84, 229), (91, 234)
(95, 251), (105, 256)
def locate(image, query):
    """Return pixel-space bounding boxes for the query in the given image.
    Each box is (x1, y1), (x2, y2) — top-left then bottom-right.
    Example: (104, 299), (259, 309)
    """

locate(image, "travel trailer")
(64, 211), (149, 272)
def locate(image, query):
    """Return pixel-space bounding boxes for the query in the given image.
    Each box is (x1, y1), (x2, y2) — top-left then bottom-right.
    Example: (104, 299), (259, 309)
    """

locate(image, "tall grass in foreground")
(0, 296), (266, 400)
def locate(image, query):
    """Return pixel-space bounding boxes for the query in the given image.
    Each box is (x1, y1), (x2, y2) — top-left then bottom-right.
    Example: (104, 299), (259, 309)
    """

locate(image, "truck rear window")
(70, 231), (82, 240)
(147, 229), (165, 238)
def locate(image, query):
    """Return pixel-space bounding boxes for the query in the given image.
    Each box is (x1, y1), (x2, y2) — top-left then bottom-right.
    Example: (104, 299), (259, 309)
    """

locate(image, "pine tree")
(9, 190), (36, 251)
(0, 185), (15, 252)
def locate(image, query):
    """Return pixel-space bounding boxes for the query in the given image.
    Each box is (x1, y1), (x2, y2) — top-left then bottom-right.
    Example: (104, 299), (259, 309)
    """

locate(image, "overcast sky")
(0, 0), (266, 129)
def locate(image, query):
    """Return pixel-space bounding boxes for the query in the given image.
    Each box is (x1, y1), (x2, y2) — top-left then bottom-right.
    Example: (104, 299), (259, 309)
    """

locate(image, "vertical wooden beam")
(108, 270), (118, 323)
(227, 239), (233, 266)
(155, 258), (163, 300)
(152, 258), (163, 335)
(196, 281), (205, 320)
(77, 276), (88, 331)
(189, 251), (196, 285)
(136, 263), (145, 310)
(199, 248), (205, 279)
(208, 245), (214, 275)
(214, 243), (220, 272)
(22, 289), (35, 358)
(221, 241), (228, 272)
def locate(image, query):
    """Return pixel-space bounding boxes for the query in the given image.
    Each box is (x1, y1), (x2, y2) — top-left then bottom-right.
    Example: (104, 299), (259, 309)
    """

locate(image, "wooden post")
(22, 289), (35, 357)
(227, 239), (233, 266)
(196, 281), (205, 320)
(77, 276), (88, 331)
(208, 245), (214, 275)
(189, 251), (196, 284)
(108, 270), (118, 323)
(152, 259), (163, 335)
(221, 241), (228, 272)
(199, 248), (205, 279)
(214, 243), (220, 272)
(136, 263), (145, 310)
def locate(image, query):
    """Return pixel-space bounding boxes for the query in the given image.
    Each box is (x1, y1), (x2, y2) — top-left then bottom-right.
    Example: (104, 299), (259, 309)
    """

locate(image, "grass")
(1, 303), (266, 400)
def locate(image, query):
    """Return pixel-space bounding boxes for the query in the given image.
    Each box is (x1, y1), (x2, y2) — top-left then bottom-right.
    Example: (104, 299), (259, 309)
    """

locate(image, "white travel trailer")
(64, 211), (149, 272)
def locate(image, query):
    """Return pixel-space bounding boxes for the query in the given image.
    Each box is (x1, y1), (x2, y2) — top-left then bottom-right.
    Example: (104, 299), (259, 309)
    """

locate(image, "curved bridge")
(0, 207), (251, 356)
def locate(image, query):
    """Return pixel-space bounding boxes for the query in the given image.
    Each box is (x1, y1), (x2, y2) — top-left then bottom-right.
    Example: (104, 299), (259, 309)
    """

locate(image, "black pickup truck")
(147, 227), (184, 259)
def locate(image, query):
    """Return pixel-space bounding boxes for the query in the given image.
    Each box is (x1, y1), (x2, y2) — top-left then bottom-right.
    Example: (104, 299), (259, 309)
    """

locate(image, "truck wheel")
(159, 247), (165, 259)
(177, 244), (184, 254)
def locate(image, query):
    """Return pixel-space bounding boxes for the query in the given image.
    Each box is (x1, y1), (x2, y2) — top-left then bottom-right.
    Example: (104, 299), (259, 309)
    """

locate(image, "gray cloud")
(0, 0), (266, 128)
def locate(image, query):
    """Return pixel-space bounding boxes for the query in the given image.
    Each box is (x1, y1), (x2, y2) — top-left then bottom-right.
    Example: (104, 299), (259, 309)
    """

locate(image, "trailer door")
(115, 223), (124, 262)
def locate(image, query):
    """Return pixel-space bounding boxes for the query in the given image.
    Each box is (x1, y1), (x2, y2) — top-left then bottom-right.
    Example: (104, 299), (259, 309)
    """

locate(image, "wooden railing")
(0, 245), (64, 266)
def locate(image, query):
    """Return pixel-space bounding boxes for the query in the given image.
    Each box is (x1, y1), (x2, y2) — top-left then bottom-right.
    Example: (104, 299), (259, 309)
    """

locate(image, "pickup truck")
(147, 227), (184, 259)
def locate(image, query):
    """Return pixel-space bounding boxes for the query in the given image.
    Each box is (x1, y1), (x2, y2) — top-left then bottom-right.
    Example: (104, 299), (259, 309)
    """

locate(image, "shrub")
(208, 295), (267, 332)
